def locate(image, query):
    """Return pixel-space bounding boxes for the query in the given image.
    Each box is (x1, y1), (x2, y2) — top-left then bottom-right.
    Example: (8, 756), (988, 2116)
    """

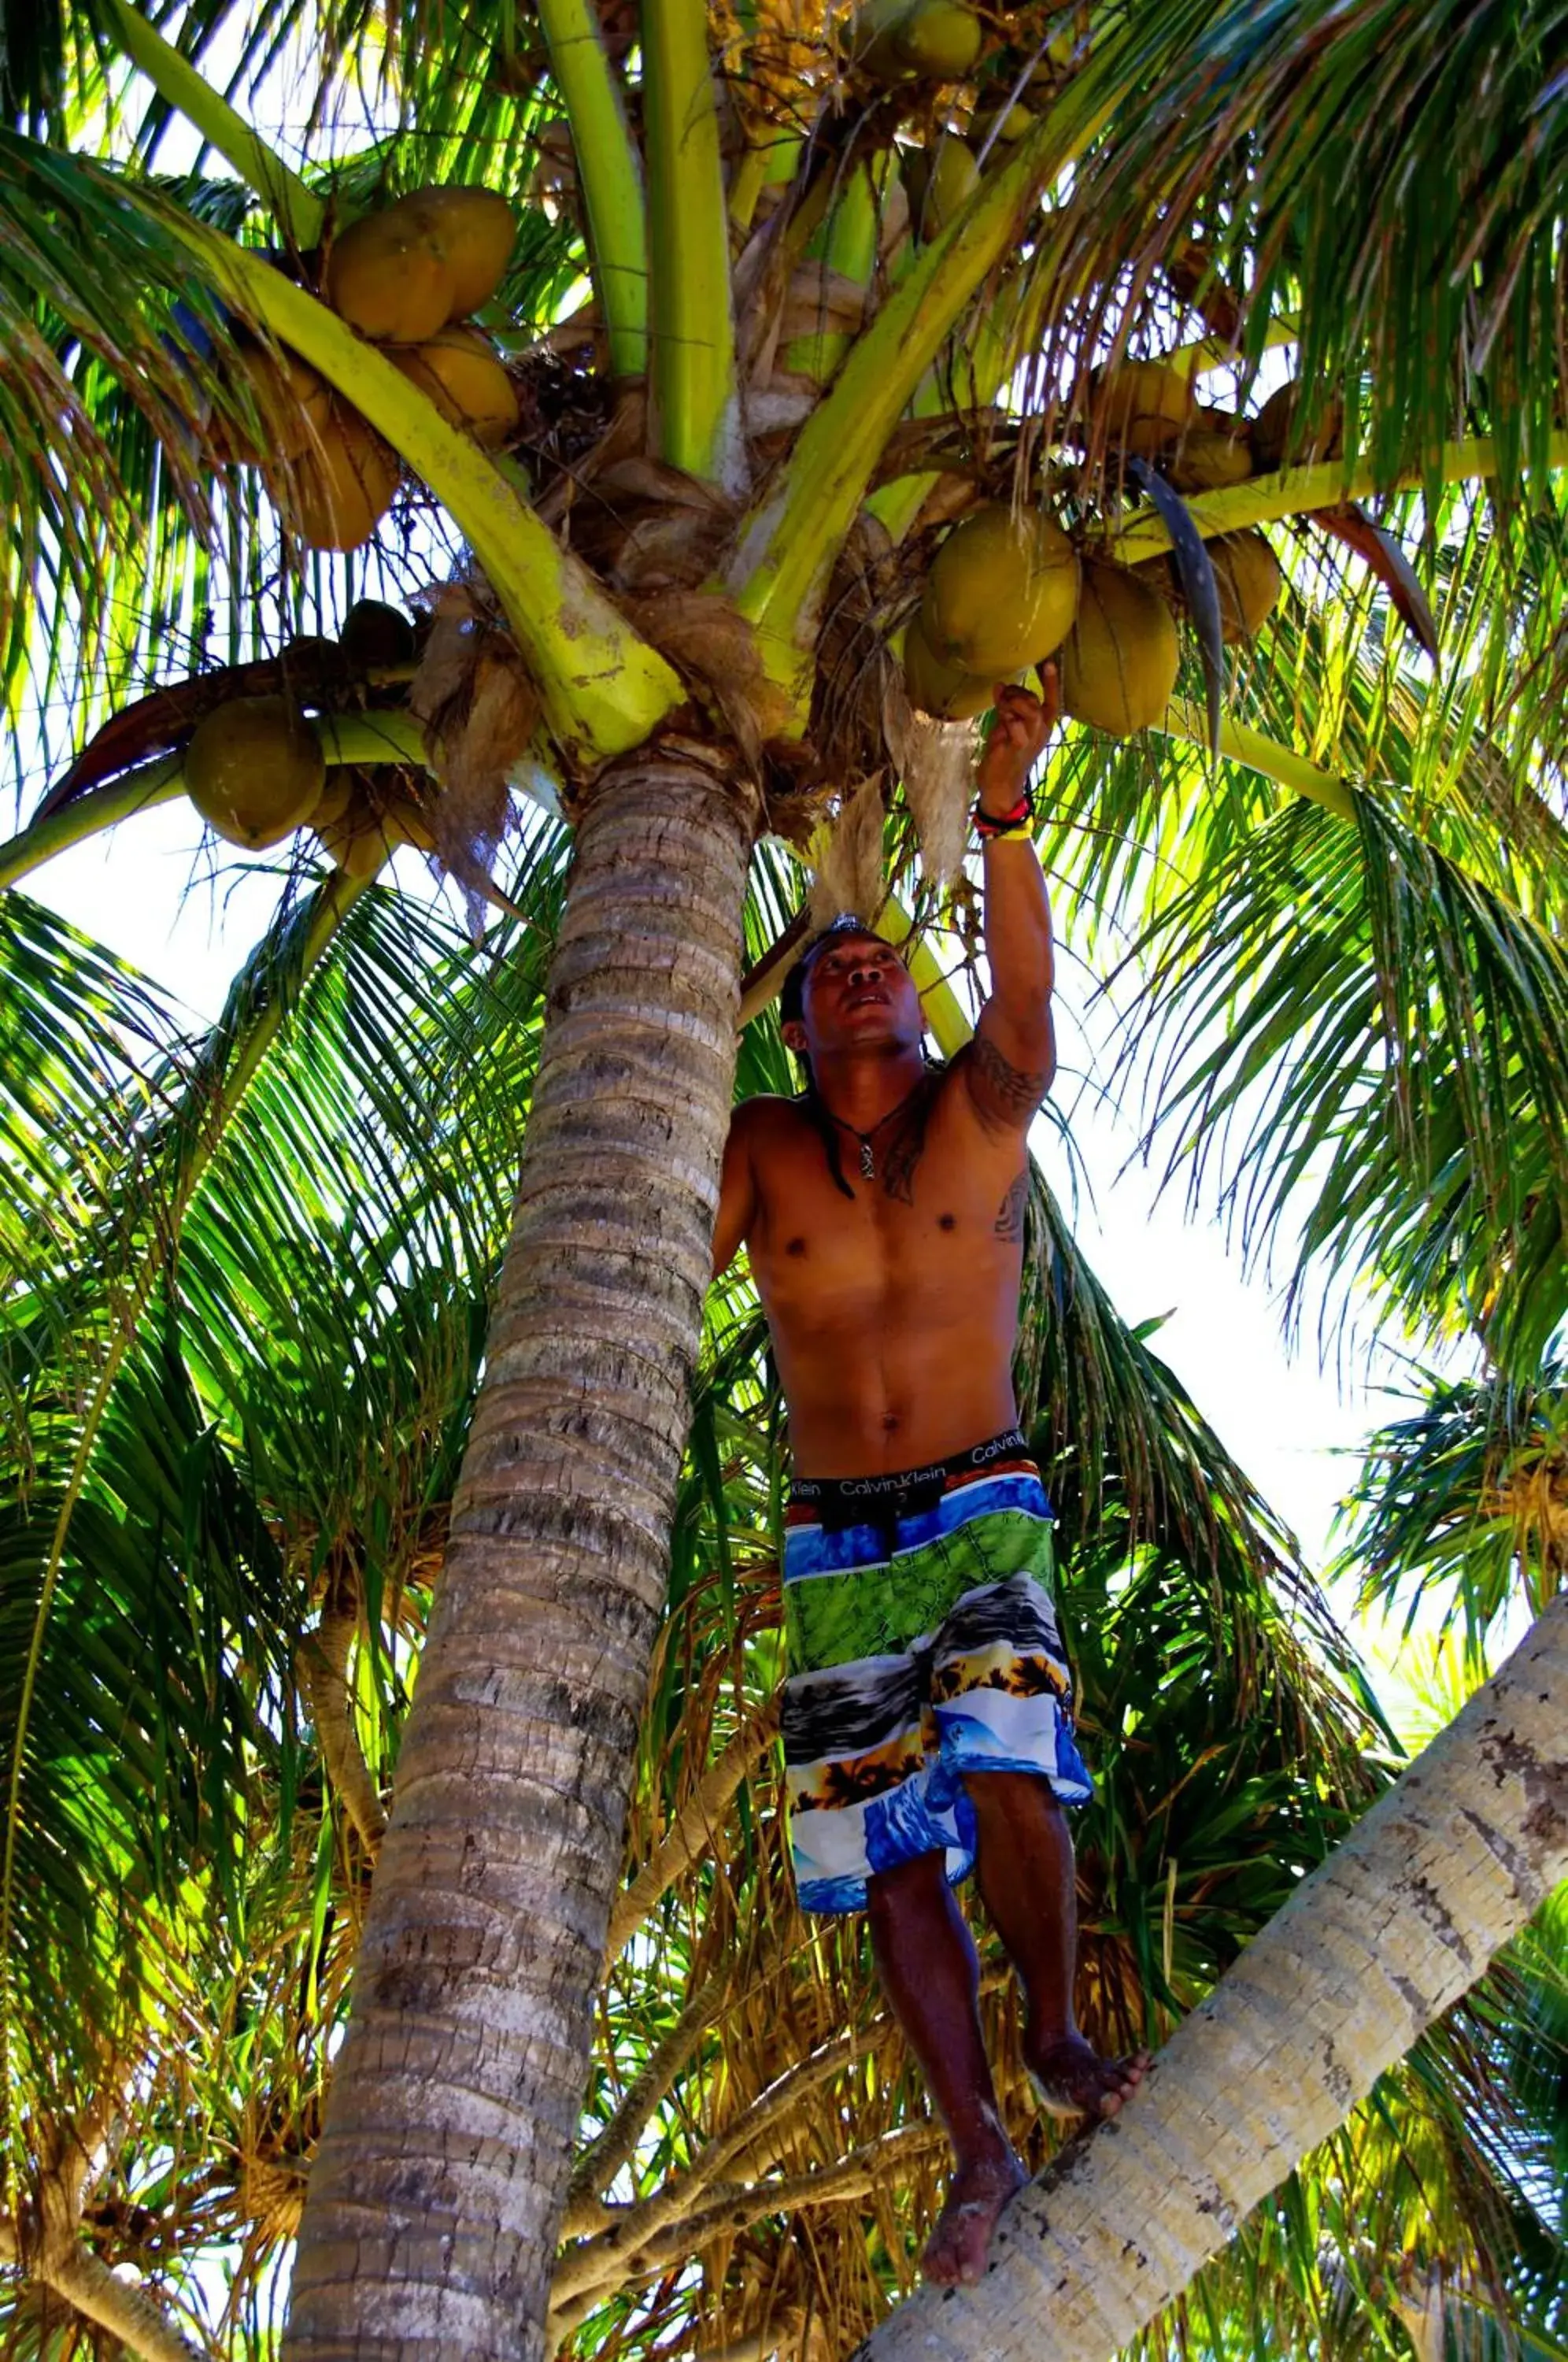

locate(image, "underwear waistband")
(788, 1427), (1037, 1531)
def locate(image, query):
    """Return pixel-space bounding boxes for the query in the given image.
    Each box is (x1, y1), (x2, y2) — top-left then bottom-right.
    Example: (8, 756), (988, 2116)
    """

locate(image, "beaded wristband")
(972, 790), (1035, 839)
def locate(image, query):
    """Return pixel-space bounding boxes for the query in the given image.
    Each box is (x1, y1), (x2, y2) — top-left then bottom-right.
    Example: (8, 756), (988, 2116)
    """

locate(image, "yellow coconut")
(1169, 406), (1253, 491)
(1209, 531), (1283, 643)
(268, 404), (401, 552)
(901, 614), (997, 719)
(904, 135), (980, 237)
(340, 599), (418, 672)
(923, 503), (1080, 676)
(1096, 357), (1196, 459)
(214, 346), (331, 466)
(186, 695), (325, 850)
(390, 327), (519, 447)
(325, 209), (453, 343)
(386, 186), (517, 320)
(1060, 561), (1181, 737)
(857, 0), (982, 83)
(1250, 379), (1344, 472)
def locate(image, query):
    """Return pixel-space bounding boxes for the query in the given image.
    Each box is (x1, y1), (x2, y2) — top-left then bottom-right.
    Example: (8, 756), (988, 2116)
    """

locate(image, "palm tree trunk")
(863, 1586), (1568, 2362)
(283, 742), (756, 2362)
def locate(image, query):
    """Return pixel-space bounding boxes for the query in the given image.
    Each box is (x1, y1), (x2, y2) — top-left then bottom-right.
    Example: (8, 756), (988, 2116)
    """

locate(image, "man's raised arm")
(963, 675), (1057, 1131)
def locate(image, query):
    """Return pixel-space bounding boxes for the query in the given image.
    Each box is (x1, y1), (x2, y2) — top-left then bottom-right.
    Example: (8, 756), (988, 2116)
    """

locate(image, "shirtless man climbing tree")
(712, 675), (1147, 2288)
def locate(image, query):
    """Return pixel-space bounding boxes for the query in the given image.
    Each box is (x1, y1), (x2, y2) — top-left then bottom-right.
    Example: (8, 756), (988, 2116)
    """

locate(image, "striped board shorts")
(781, 1428), (1093, 1916)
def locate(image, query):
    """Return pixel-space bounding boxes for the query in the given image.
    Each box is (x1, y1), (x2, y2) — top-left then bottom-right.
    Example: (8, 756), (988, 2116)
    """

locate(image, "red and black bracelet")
(972, 790), (1036, 840)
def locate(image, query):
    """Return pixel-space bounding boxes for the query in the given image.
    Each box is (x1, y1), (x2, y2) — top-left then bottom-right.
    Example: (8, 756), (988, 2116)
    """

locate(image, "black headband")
(780, 915), (888, 1027)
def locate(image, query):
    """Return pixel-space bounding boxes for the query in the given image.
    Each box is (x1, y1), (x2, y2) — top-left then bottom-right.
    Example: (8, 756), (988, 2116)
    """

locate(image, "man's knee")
(867, 1846), (951, 1923)
(962, 1767), (1065, 1824)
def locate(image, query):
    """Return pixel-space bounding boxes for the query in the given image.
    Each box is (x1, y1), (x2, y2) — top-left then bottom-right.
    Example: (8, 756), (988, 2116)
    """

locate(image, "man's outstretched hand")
(974, 666), (1057, 818)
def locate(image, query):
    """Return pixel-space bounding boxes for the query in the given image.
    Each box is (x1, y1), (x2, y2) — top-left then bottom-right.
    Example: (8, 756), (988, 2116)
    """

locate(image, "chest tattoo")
(994, 1173), (1027, 1241)
(877, 1087), (933, 1206)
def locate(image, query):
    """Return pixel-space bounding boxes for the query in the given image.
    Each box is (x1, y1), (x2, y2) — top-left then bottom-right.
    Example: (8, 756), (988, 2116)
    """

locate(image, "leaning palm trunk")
(284, 749), (755, 2362)
(864, 1586), (1568, 2362)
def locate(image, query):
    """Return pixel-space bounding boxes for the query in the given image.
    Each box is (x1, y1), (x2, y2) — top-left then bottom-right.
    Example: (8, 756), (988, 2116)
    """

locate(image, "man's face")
(783, 932), (925, 1062)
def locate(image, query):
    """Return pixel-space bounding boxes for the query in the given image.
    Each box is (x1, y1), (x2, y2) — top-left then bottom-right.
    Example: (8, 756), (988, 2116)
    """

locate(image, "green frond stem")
(730, 52), (1126, 707)
(867, 280), (1026, 543)
(0, 716), (431, 893)
(643, 0), (740, 484)
(169, 224), (682, 768)
(784, 159), (881, 386)
(1111, 432), (1568, 565)
(0, 871), (367, 2168)
(880, 899), (970, 1056)
(534, 0), (648, 376)
(0, 757), (183, 890)
(102, 0), (324, 250)
(1160, 701), (1356, 823)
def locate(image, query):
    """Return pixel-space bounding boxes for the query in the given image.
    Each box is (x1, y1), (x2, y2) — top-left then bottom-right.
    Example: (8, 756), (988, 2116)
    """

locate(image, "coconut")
(857, 0), (982, 82)
(326, 209), (453, 342)
(902, 613), (997, 719)
(1169, 406), (1253, 491)
(340, 599), (418, 672)
(923, 503), (1080, 677)
(268, 405), (401, 552)
(1097, 357), (1196, 459)
(390, 327), (519, 446)
(1060, 561), (1180, 737)
(186, 695), (325, 849)
(386, 187), (516, 320)
(1250, 379), (1344, 473)
(904, 135), (979, 237)
(1209, 531), (1283, 643)
(214, 346), (331, 466)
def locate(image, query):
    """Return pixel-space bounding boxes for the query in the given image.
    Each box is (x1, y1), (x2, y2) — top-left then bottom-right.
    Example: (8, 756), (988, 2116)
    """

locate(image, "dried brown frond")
(809, 772), (888, 926)
(410, 580), (538, 924)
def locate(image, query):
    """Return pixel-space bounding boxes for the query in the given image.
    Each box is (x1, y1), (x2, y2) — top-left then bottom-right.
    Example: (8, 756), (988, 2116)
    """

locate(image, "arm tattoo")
(994, 1173), (1027, 1241)
(971, 1033), (1052, 1118)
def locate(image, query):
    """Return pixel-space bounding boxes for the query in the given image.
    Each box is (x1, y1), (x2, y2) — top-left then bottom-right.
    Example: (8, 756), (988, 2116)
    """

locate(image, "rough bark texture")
(283, 746), (754, 2362)
(863, 1588), (1568, 2362)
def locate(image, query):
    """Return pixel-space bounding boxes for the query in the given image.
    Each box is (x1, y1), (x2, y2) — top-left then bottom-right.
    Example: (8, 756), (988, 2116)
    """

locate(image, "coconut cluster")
(900, 365), (1335, 737)
(227, 187), (518, 552)
(183, 601), (431, 874)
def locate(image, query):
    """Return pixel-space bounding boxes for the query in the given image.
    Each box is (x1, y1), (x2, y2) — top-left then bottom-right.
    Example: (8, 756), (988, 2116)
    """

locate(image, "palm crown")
(1, 0), (1566, 2356)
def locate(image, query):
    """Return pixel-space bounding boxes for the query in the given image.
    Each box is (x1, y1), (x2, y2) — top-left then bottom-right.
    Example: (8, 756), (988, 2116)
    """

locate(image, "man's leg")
(867, 1849), (1025, 2286)
(963, 1768), (1149, 2118)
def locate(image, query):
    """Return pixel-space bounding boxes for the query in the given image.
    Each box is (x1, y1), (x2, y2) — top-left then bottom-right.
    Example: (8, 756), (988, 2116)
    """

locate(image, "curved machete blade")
(1127, 456), (1224, 761)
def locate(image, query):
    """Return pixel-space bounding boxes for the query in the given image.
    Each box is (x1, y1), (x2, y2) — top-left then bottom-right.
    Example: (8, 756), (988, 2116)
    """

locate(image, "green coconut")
(901, 614), (997, 719)
(904, 135), (980, 238)
(856, 0), (982, 83)
(186, 695), (326, 849)
(923, 503), (1080, 677)
(1060, 561), (1180, 737)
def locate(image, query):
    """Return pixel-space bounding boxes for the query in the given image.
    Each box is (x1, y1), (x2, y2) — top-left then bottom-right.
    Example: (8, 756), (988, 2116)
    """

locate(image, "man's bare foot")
(1026, 2029), (1150, 2122)
(920, 2147), (1027, 2288)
